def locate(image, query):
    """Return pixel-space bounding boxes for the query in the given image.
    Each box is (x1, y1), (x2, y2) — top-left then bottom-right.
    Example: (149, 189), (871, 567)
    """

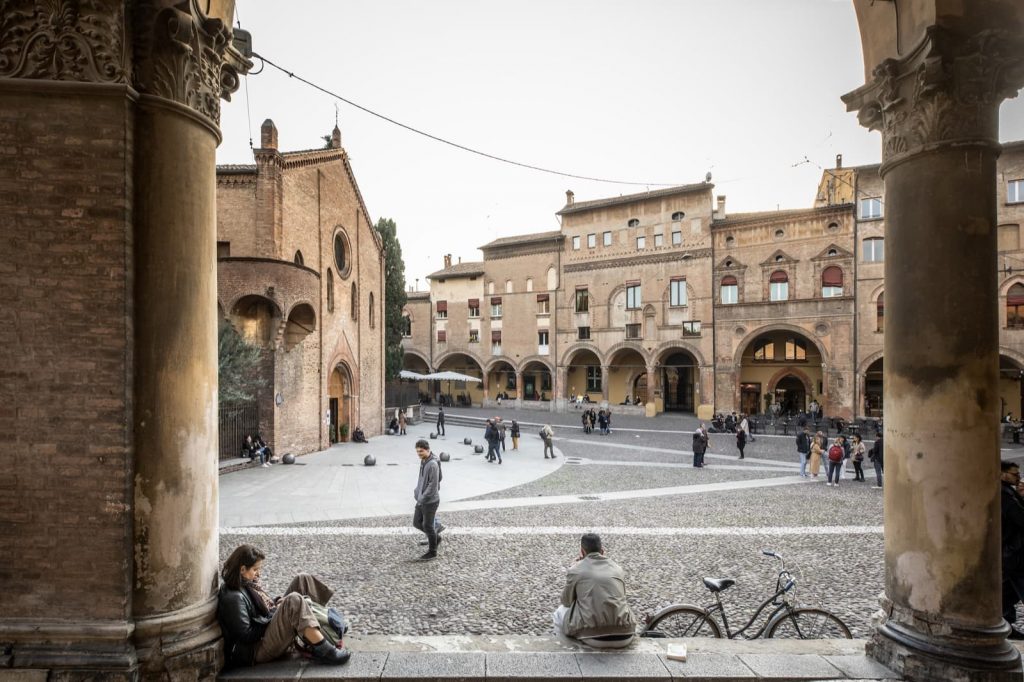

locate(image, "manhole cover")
(578, 495), (600, 501)
(342, 463), (353, 467)
(386, 463), (398, 466)
(565, 460), (582, 465)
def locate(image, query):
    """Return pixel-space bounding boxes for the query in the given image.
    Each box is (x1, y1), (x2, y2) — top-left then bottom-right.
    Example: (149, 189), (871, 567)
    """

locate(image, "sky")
(218, 0), (1024, 288)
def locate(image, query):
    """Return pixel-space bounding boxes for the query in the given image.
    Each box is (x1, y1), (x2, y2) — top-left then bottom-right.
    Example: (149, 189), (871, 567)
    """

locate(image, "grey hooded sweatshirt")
(414, 453), (440, 506)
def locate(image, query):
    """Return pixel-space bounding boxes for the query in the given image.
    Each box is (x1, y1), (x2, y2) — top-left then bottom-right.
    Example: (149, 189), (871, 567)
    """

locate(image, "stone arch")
(518, 355), (555, 374)
(732, 323), (830, 370)
(434, 349), (487, 371)
(654, 341), (707, 368)
(605, 341), (651, 366)
(327, 359), (356, 443)
(560, 342), (604, 367)
(484, 356), (519, 374)
(858, 349), (885, 377)
(402, 348), (431, 371)
(229, 294), (282, 348)
(1001, 347), (1024, 369)
(999, 276), (1024, 298)
(766, 366), (814, 394)
(283, 302), (316, 351)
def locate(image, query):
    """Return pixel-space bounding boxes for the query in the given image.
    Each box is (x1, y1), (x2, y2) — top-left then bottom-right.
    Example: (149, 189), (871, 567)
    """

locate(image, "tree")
(218, 323), (268, 406)
(375, 217), (407, 380)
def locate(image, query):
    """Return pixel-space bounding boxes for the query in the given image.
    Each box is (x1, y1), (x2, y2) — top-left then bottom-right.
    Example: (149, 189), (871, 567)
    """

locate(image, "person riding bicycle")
(552, 533), (637, 648)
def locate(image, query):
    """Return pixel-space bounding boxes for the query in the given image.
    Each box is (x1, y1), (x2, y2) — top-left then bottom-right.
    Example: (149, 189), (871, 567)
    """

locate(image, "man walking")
(485, 419), (502, 464)
(436, 406), (445, 436)
(796, 425), (811, 477)
(552, 534), (637, 648)
(498, 417), (507, 453)
(412, 439), (441, 561)
(692, 424), (708, 467)
(1001, 461), (1024, 638)
(541, 424), (556, 459)
(869, 430), (884, 489)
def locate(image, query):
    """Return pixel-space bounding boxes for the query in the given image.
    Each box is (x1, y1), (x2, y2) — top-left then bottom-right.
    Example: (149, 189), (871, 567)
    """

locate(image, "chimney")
(331, 124), (342, 149)
(260, 119), (278, 150)
(443, 254), (452, 269)
(716, 195), (726, 220)
(458, 256), (462, 264)
(835, 153), (843, 169)
(566, 190), (575, 206)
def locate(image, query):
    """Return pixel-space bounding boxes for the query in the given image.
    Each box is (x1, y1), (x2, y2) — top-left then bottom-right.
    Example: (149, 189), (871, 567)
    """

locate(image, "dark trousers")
(1003, 570), (1024, 624)
(737, 445), (745, 459)
(872, 459), (883, 486)
(437, 420), (445, 435)
(853, 460), (865, 481)
(693, 451), (705, 467)
(827, 460), (842, 484)
(413, 502), (439, 552)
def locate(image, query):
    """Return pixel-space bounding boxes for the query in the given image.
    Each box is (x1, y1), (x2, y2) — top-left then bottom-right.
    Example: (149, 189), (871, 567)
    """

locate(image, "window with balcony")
(578, 326), (591, 340)
(821, 266), (844, 298)
(769, 271), (789, 301)
(753, 338), (775, 361)
(490, 296), (502, 318)
(435, 300), (448, 319)
(625, 323), (641, 339)
(863, 237), (884, 262)
(720, 276), (738, 305)
(626, 283), (641, 309)
(636, 235), (646, 250)
(859, 197), (883, 219)
(586, 366), (602, 392)
(575, 289), (589, 313)
(1008, 285), (1024, 329)
(537, 293), (550, 314)
(785, 338), (807, 361)
(469, 329), (479, 343)
(468, 298), (480, 317)
(682, 321), (701, 336)
(572, 236), (581, 250)
(538, 330), (549, 354)
(587, 233), (596, 248)
(491, 330), (502, 355)
(670, 278), (687, 307)
(603, 231), (612, 246)
(1009, 179), (1023, 204)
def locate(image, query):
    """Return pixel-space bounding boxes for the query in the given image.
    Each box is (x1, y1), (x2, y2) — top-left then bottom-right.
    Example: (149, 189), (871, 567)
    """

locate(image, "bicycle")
(639, 550), (852, 639)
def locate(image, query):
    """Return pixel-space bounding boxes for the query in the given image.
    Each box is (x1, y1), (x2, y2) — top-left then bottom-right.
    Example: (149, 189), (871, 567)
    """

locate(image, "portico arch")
(736, 326), (824, 416)
(485, 357), (517, 400)
(606, 346), (648, 405)
(563, 346), (603, 402)
(520, 357), (554, 401)
(229, 294), (281, 348)
(435, 352), (485, 406)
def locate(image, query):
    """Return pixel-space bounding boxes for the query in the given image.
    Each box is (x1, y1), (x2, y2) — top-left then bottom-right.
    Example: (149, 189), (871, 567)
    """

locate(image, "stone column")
(601, 364), (611, 402)
(131, 2), (249, 678)
(515, 370), (524, 406)
(844, 17), (1024, 681)
(645, 364), (659, 417)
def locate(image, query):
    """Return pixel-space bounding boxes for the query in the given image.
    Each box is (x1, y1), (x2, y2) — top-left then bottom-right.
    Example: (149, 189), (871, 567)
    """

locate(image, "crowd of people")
(580, 407), (613, 435)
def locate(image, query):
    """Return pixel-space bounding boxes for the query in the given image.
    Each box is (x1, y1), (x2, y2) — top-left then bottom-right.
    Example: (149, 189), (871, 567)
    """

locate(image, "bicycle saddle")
(702, 578), (736, 593)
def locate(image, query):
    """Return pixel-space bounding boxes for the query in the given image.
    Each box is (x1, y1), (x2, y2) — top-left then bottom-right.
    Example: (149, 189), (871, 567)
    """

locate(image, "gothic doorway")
(661, 351), (696, 412)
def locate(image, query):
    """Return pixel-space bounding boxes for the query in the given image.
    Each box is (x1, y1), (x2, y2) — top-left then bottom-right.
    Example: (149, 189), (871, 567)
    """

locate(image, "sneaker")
(1009, 628), (1024, 640)
(872, 485), (883, 489)
(262, 463), (269, 468)
(309, 639), (351, 665)
(417, 550), (437, 561)
(825, 482), (832, 487)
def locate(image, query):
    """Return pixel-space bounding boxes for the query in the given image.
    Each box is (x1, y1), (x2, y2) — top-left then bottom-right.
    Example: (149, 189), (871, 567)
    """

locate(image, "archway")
(565, 348), (602, 401)
(632, 374), (648, 404)
(739, 328), (822, 416)
(328, 364), (353, 443)
(661, 351), (698, 413)
(606, 346), (648, 405)
(864, 357), (883, 417)
(435, 353), (484, 406)
(1000, 355), (1024, 421)
(402, 351), (431, 401)
(521, 360), (553, 401)
(229, 294), (281, 348)
(283, 303), (316, 351)
(486, 359), (517, 400)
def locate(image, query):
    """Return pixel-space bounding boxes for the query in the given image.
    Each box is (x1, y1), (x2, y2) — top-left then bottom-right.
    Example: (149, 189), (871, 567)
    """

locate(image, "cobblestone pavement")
(220, 406), (1008, 642)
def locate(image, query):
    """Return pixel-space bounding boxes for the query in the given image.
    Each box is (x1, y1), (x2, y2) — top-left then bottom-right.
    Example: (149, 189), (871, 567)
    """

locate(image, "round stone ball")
(439, 452), (451, 462)
(282, 453), (296, 465)
(473, 445), (484, 454)
(363, 454), (376, 466)
(387, 428), (396, 435)
(463, 437), (473, 445)
(430, 432), (438, 439)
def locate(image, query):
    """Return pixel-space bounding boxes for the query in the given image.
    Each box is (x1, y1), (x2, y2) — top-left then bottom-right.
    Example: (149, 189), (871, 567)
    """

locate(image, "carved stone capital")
(0, 0), (129, 82)
(133, 0), (250, 128)
(843, 26), (1024, 167)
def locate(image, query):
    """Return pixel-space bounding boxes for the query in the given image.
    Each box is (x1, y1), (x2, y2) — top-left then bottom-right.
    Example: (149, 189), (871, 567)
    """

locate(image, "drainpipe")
(317, 169), (323, 448)
(852, 174), (860, 420)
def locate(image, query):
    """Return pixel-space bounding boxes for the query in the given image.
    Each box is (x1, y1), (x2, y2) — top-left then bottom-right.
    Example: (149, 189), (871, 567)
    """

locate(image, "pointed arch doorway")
(329, 364), (353, 443)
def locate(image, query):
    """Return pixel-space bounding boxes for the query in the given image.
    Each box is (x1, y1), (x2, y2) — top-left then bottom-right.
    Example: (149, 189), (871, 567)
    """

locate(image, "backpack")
(828, 444), (844, 463)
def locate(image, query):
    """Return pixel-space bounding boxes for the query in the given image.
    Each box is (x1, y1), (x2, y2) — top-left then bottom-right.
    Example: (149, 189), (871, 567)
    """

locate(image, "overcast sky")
(218, 1), (1024, 287)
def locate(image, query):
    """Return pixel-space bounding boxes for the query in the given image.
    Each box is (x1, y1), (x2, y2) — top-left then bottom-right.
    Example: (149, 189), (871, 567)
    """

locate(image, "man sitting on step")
(553, 533), (637, 648)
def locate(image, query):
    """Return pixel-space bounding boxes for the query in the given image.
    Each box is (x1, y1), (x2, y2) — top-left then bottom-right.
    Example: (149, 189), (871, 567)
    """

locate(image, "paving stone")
(822, 655), (899, 679)
(662, 653), (756, 679)
(218, 659), (304, 681)
(300, 651), (388, 678)
(380, 651), (485, 681)
(484, 652), (581, 680)
(737, 654), (843, 680)
(575, 652), (671, 680)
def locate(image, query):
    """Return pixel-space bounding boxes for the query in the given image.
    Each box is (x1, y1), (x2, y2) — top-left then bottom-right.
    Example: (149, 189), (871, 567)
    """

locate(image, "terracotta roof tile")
(557, 183), (712, 215)
(479, 230), (564, 250)
(426, 261), (486, 280)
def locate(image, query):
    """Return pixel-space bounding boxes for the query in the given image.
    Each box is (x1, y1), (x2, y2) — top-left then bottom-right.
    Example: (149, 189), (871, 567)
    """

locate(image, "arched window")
(671, 211), (685, 221)
(720, 275), (738, 305)
(769, 271), (789, 301)
(877, 292), (885, 332)
(293, 250), (304, 266)
(821, 266), (843, 298)
(753, 338), (775, 361)
(785, 338), (807, 361)
(369, 292), (375, 329)
(327, 268), (334, 312)
(526, 277), (533, 292)
(351, 282), (358, 320)
(864, 237), (884, 262)
(627, 218), (640, 228)
(1008, 285), (1024, 329)
(505, 279), (513, 294)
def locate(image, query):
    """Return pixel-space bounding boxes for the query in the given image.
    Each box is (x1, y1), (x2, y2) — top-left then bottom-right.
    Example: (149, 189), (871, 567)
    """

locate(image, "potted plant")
(339, 423), (350, 442)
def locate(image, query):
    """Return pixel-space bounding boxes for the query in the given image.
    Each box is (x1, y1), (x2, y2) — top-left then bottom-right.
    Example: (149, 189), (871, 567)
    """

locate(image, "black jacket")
(691, 431), (707, 454)
(217, 585), (271, 668)
(1003, 482), (1024, 572)
(796, 432), (811, 454)
(869, 435), (883, 464)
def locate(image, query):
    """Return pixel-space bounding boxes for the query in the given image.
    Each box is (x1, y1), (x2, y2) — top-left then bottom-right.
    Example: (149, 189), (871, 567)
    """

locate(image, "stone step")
(218, 635), (901, 681)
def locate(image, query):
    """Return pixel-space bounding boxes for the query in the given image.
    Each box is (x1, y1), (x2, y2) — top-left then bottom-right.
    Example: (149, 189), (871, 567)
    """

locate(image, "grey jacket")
(414, 453), (440, 505)
(561, 553), (637, 639)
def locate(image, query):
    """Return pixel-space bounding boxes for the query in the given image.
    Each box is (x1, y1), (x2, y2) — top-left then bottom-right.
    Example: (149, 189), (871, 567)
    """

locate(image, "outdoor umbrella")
(422, 370), (482, 406)
(398, 369), (426, 380)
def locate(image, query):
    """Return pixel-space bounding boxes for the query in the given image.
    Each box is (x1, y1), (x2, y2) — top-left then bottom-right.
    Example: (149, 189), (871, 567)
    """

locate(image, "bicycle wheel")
(766, 607), (852, 639)
(645, 605), (723, 638)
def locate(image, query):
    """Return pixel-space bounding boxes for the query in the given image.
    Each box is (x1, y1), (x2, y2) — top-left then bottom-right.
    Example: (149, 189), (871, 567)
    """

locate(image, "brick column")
(601, 364), (610, 402)
(844, 13), (1024, 681)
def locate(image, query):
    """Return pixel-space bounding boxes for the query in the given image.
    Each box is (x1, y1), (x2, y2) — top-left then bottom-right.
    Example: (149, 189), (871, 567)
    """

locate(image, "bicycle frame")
(705, 554), (799, 639)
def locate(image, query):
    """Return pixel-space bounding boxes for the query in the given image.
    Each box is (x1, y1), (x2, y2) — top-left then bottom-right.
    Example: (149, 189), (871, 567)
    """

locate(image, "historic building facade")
(217, 119), (385, 454)
(402, 141), (1024, 421)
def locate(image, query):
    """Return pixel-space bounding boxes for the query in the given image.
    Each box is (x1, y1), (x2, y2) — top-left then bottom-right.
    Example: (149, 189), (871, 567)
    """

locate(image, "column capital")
(843, 26), (1024, 169)
(133, 0), (252, 129)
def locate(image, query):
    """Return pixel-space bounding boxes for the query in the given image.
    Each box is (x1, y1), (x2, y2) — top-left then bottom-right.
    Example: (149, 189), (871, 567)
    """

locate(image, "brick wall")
(0, 86), (134, 619)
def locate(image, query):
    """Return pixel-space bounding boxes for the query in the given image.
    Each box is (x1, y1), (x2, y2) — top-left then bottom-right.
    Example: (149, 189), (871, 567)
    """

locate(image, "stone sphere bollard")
(282, 453), (296, 465)
(430, 432), (438, 439)
(364, 454), (376, 466)
(463, 437), (473, 445)
(473, 445), (484, 454)
(387, 428), (396, 435)
(439, 452), (450, 462)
